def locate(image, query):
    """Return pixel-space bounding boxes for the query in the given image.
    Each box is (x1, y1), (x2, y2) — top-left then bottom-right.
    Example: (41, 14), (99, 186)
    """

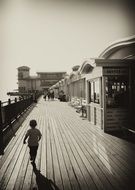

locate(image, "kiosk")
(85, 59), (134, 132)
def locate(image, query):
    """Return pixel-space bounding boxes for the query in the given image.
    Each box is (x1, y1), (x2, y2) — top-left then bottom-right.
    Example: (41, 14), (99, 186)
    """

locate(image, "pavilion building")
(17, 66), (66, 94)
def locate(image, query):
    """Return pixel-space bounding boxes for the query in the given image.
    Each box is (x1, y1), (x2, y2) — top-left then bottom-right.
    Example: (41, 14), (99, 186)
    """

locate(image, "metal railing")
(0, 93), (41, 155)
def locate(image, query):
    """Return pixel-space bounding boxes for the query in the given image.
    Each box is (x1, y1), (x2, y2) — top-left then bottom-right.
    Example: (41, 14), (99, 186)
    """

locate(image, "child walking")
(23, 119), (42, 163)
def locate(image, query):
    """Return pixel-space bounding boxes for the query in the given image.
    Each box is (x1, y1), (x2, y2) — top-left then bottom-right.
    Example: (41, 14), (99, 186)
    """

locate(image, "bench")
(76, 100), (87, 118)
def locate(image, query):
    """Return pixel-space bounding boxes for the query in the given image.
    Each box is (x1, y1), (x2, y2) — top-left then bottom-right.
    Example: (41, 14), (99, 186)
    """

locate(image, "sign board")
(105, 108), (128, 131)
(103, 68), (129, 76)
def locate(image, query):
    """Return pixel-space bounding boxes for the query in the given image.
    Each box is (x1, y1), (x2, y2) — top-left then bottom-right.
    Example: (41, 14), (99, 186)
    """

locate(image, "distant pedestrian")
(23, 120), (42, 163)
(51, 91), (54, 100)
(47, 92), (51, 100)
(43, 94), (46, 101)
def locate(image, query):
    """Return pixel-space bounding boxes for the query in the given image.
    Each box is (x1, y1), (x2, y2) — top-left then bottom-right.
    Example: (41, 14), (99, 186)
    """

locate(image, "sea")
(0, 92), (17, 103)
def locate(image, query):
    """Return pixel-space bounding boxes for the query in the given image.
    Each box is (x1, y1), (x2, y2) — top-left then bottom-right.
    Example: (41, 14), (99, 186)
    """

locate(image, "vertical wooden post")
(102, 76), (106, 132)
(86, 80), (90, 121)
(0, 101), (4, 155)
(15, 97), (17, 103)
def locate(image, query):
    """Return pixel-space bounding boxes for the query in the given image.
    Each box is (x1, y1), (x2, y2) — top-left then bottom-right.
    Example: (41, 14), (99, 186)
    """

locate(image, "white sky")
(0, 0), (134, 101)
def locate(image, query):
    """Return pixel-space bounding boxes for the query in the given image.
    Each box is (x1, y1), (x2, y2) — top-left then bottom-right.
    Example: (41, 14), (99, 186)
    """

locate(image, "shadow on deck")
(0, 97), (135, 190)
(107, 129), (135, 144)
(32, 162), (60, 190)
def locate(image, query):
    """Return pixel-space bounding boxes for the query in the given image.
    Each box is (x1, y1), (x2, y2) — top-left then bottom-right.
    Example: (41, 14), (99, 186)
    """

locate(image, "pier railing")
(0, 94), (41, 155)
(1, 97), (33, 130)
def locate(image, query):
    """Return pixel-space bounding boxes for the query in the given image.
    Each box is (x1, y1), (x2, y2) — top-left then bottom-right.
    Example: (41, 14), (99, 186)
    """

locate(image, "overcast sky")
(0, 0), (134, 101)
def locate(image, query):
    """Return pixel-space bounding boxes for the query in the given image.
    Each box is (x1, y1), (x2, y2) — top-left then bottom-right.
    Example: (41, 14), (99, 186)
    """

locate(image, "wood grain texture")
(0, 97), (135, 190)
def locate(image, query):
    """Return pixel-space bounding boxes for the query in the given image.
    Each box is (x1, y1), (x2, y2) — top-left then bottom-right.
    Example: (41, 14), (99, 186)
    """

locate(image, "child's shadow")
(32, 163), (60, 190)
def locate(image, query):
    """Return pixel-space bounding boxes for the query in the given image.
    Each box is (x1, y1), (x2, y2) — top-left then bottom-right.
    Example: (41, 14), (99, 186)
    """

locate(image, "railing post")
(8, 98), (12, 133)
(0, 101), (4, 155)
(15, 98), (18, 120)
(15, 97), (17, 103)
(8, 98), (11, 105)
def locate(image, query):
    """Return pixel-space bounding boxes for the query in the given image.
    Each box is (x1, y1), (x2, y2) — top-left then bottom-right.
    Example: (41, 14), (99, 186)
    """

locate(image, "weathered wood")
(51, 117), (80, 190)
(55, 115), (97, 190)
(0, 98), (135, 190)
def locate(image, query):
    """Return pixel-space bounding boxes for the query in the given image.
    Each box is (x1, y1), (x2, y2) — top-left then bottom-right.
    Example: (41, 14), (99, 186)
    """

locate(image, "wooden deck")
(0, 97), (135, 190)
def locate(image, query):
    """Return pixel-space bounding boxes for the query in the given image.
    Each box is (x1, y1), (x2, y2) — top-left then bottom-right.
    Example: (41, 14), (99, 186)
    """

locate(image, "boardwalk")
(0, 97), (135, 190)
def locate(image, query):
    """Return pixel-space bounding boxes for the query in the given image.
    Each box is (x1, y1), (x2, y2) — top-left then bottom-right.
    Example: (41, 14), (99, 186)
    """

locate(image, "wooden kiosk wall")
(86, 66), (103, 129)
(86, 60), (132, 132)
(102, 67), (129, 132)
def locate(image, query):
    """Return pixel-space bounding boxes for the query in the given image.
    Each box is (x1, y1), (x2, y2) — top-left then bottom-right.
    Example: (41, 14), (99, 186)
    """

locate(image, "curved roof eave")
(99, 35), (135, 59)
(79, 59), (96, 74)
(69, 71), (77, 79)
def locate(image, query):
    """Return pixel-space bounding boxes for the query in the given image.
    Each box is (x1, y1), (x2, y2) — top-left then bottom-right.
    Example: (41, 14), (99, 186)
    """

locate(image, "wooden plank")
(40, 119), (47, 177)
(55, 108), (107, 190)
(64, 102), (135, 188)
(72, 116), (135, 174)
(51, 110), (96, 190)
(40, 116), (47, 176)
(48, 114), (71, 190)
(0, 121), (28, 169)
(0, 138), (26, 190)
(6, 146), (26, 190)
(0, 99), (135, 190)
(21, 159), (33, 190)
(51, 117), (80, 190)
(68, 109), (135, 167)
(83, 123), (135, 172)
(63, 120), (118, 189)
(52, 101), (135, 189)
(66, 109), (135, 187)
(13, 148), (29, 190)
(0, 121), (28, 186)
(49, 118), (64, 189)
(61, 113), (125, 190)
(46, 117), (54, 180)
(53, 120), (89, 190)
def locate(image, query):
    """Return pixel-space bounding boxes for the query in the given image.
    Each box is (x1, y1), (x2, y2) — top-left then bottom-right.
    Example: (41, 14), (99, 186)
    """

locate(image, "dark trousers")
(29, 146), (38, 160)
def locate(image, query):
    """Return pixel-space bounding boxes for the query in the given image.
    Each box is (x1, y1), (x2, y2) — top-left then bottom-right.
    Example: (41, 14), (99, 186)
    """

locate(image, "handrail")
(1, 98), (18, 106)
(1, 96), (28, 105)
(0, 93), (41, 155)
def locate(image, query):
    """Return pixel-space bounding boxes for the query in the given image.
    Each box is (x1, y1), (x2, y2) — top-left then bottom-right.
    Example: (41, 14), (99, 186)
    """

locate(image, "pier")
(1, 0), (135, 189)
(0, 97), (135, 190)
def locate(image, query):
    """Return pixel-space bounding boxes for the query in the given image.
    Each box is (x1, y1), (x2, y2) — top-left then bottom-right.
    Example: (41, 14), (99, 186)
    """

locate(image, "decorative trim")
(99, 35), (135, 59)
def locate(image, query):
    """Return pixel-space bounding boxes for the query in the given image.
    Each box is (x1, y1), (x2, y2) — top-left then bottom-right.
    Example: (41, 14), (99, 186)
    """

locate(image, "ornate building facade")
(17, 66), (66, 93)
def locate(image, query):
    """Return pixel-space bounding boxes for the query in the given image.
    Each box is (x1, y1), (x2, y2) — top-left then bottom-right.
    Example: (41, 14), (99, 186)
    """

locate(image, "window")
(90, 82), (94, 102)
(90, 79), (100, 104)
(94, 80), (100, 103)
(18, 72), (23, 79)
(105, 76), (128, 108)
(19, 86), (25, 92)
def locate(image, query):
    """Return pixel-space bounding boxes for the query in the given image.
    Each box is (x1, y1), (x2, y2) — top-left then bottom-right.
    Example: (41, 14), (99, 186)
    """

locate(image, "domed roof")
(99, 35), (135, 59)
(17, 66), (30, 70)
